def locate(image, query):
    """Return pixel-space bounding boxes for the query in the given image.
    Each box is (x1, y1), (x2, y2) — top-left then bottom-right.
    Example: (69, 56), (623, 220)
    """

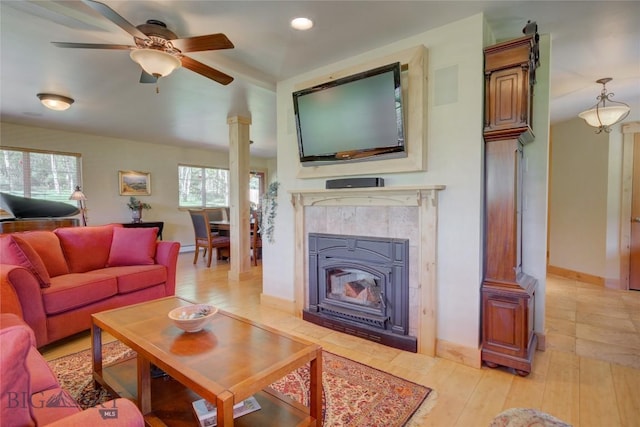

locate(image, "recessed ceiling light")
(291, 17), (313, 31)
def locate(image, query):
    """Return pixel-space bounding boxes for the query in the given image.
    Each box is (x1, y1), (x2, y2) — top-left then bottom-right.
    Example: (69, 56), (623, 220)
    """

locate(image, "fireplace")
(303, 232), (417, 352)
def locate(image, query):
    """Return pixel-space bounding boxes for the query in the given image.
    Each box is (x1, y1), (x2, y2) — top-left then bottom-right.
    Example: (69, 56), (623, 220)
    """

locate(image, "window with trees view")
(178, 165), (264, 208)
(0, 147), (81, 206)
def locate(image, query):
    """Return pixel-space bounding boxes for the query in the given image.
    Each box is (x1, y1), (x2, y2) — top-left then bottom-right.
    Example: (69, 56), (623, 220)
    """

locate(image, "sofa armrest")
(1, 266), (24, 318)
(45, 398), (144, 427)
(0, 313), (36, 347)
(155, 241), (180, 296)
(0, 265), (48, 346)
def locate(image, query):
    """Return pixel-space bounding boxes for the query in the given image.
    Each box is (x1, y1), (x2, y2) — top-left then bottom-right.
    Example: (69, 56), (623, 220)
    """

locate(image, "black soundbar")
(325, 177), (384, 189)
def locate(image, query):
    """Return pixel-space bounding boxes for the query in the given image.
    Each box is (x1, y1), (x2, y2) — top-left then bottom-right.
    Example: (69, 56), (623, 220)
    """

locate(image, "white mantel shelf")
(289, 185), (446, 207)
(289, 184), (445, 356)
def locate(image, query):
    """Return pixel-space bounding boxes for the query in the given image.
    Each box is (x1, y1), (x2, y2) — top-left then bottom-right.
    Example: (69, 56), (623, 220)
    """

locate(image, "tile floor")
(545, 275), (640, 369)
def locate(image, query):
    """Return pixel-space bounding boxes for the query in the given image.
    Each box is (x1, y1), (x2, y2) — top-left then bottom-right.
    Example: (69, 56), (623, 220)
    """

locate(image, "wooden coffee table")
(91, 296), (322, 426)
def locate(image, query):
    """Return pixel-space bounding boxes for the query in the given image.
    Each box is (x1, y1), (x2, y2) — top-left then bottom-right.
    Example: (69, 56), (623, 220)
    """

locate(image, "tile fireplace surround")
(290, 185), (444, 356)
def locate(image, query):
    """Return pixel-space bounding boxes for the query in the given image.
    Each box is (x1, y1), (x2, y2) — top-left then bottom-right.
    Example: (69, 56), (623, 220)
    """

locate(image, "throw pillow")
(107, 227), (158, 267)
(55, 225), (117, 273)
(17, 231), (69, 278)
(0, 235), (51, 288)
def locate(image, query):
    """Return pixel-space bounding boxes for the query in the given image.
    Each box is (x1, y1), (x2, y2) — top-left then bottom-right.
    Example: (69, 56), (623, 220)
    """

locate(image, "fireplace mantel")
(289, 185), (445, 356)
(289, 185), (445, 208)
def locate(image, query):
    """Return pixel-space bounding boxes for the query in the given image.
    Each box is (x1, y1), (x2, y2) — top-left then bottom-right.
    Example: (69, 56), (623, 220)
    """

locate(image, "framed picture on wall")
(119, 170), (151, 196)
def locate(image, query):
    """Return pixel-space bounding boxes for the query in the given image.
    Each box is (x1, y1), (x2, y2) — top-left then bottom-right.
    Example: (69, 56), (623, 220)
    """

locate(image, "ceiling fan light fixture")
(37, 93), (74, 111)
(130, 48), (181, 78)
(578, 77), (630, 133)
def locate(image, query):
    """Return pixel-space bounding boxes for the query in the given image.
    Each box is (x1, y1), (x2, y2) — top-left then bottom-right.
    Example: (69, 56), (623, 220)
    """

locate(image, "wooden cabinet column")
(481, 34), (539, 376)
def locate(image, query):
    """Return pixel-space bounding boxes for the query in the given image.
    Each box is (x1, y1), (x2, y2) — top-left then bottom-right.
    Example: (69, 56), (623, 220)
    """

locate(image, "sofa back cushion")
(0, 314), (36, 427)
(55, 225), (117, 273)
(0, 235), (51, 288)
(17, 231), (69, 277)
(107, 227), (158, 266)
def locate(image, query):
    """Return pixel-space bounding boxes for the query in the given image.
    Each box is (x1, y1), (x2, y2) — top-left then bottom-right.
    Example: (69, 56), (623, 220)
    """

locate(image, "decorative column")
(227, 116), (252, 281)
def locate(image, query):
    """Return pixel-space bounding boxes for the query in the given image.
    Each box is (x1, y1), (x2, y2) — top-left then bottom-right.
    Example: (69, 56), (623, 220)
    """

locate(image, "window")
(179, 165), (229, 207)
(250, 171), (265, 208)
(0, 147), (82, 205)
(178, 165), (265, 208)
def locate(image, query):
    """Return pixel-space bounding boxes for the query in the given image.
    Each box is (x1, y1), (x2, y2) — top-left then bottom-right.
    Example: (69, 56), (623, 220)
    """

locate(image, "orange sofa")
(0, 313), (144, 427)
(0, 224), (180, 347)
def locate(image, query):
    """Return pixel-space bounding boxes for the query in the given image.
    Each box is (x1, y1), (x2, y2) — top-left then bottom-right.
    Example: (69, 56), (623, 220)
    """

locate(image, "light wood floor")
(41, 254), (640, 426)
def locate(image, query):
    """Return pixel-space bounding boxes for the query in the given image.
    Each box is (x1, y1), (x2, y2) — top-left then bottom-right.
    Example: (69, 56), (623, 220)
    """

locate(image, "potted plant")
(126, 196), (151, 223)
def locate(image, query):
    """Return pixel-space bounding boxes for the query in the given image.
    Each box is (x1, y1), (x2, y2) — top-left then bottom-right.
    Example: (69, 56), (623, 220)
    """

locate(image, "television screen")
(293, 62), (405, 166)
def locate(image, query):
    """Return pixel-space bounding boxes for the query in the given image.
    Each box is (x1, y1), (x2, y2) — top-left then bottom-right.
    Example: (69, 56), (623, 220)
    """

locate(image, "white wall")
(549, 105), (639, 287)
(523, 34), (551, 334)
(549, 118), (608, 277)
(1, 122), (273, 246)
(264, 14), (488, 350)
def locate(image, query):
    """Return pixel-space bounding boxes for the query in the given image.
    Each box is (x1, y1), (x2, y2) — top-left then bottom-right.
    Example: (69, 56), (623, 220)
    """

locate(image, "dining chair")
(204, 207), (228, 235)
(204, 207), (228, 222)
(250, 211), (262, 266)
(188, 209), (231, 267)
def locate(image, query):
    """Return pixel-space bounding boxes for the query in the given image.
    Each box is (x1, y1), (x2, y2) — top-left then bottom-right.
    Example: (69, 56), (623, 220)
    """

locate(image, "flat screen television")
(293, 62), (406, 166)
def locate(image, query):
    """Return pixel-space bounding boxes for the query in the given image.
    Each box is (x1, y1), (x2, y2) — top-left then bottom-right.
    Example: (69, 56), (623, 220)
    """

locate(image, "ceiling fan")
(52, 0), (234, 85)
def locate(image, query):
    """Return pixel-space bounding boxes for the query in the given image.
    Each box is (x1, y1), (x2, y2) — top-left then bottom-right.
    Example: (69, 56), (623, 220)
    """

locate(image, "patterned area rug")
(48, 340), (435, 426)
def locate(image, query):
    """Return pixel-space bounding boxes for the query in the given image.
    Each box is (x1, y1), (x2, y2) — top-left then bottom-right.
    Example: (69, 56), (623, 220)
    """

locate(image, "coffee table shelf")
(92, 297), (322, 427)
(96, 357), (312, 426)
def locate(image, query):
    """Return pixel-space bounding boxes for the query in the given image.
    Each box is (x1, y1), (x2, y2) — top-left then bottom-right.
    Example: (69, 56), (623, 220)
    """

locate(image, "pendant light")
(578, 78), (630, 133)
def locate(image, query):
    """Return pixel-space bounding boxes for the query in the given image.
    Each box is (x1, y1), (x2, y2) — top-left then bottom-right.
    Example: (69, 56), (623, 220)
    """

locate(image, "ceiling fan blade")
(52, 41), (133, 50)
(181, 56), (234, 85)
(81, 0), (147, 39)
(140, 71), (157, 84)
(171, 34), (234, 53)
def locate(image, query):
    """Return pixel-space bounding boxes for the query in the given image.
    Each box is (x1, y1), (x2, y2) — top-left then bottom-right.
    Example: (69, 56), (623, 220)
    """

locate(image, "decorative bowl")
(168, 304), (218, 333)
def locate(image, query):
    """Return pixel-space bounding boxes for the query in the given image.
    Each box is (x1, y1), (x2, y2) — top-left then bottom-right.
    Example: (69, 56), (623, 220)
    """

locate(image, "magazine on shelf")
(192, 395), (261, 427)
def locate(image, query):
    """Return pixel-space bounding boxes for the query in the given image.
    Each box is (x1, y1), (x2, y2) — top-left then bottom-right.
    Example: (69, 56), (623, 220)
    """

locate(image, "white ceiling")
(1, 1), (639, 158)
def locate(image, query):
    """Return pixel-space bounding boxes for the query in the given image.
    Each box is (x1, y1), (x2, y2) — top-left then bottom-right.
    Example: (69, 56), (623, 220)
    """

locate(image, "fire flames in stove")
(328, 268), (382, 308)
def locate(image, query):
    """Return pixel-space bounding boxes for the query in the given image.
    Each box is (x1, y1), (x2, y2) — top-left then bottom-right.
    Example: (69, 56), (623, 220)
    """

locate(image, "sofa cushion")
(29, 387), (80, 426)
(55, 225), (116, 273)
(97, 265), (167, 294)
(42, 274), (118, 315)
(107, 227), (158, 267)
(0, 319), (36, 427)
(0, 235), (51, 288)
(13, 231), (69, 278)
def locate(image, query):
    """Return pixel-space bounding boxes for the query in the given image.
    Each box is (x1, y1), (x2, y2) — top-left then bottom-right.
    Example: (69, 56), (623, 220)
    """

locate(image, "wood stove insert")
(304, 232), (417, 352)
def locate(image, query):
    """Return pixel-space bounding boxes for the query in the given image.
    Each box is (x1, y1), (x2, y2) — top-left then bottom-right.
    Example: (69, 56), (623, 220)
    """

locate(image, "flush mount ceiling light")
(291, 17), (313, 31)
(129, 48), (182, 78)
(36, 93), (74, 111)
(578, 77), (630, 134)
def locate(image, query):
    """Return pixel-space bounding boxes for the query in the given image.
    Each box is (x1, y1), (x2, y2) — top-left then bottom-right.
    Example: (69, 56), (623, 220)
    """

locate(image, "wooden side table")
(121, 221), (164, 240)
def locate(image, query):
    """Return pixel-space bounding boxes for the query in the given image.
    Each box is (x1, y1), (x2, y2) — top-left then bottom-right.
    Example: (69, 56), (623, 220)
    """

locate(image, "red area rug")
(48, 340), (435, 426)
